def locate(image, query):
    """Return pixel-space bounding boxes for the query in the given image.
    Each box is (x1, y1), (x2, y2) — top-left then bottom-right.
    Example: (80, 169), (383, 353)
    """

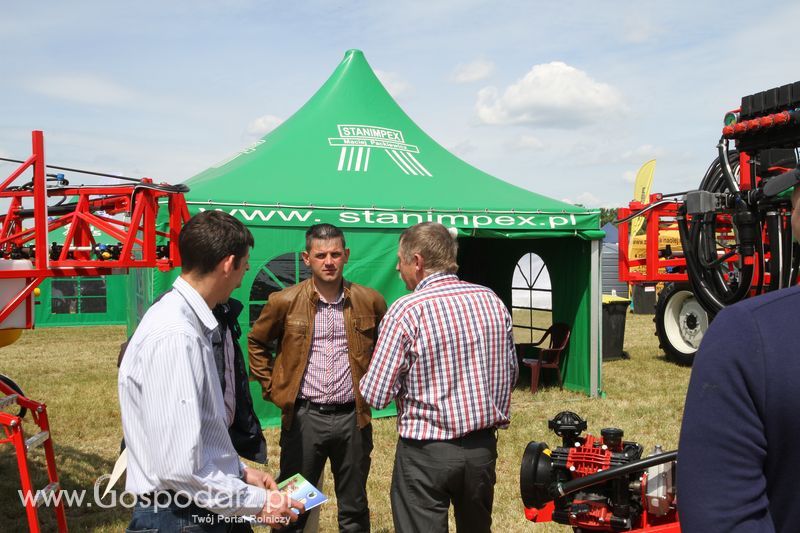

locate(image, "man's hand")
(257, 491), (305, 529)
(242, 466), (278, 490)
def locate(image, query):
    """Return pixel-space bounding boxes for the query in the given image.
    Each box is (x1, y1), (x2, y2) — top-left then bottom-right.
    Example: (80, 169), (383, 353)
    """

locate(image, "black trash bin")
(631, 283), (657, 315)
(602, 295), (630, 360)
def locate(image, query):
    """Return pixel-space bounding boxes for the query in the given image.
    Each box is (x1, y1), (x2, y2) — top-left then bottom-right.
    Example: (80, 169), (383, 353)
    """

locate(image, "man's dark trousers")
(278, 401), (373, 532)
(390, 429), (497, 533)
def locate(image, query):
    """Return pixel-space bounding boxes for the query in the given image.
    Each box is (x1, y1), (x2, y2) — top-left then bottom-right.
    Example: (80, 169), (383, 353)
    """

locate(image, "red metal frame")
(0, 131), (189, 327)
(525, 502), (680, 531)
(0, 131), (189, 533)
(0, 379), (68, 533)
(617, 153), (753, 287)
(617, 194), (689, 283)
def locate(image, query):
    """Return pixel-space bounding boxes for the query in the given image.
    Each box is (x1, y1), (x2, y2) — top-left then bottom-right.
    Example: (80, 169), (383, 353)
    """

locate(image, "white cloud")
(451, 58), (494, 83)
(621, 144), (665, 161)
(27, 75), (138, 106)
(476, 61), (627, 128)
(623, 170), (637, 184)
(562, 191), (607, 208)
(247, 115), (284, 137)
(450, 140), (477, 157)
(375, 69), (411, 98)
(622, 14), (660, 43)
(509, 135), (545, 151)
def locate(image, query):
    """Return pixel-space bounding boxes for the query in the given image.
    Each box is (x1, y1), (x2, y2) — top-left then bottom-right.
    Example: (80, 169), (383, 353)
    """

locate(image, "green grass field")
(0, 312), (691, 532)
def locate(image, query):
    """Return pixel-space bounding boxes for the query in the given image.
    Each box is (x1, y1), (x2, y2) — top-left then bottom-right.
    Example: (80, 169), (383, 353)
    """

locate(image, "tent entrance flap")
(457, 236), (597, 395)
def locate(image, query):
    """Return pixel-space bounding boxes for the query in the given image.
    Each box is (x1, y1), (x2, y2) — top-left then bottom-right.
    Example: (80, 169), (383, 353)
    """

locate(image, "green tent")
(143, 49), (604, 427)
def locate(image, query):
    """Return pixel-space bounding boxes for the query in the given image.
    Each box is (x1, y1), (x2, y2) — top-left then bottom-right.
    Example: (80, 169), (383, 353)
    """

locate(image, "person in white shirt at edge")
(119, 210), (304, 532)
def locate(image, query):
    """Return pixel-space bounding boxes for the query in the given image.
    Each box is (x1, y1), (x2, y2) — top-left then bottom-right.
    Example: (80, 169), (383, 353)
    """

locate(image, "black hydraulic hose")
(678, 212), (724, 314)
(790, 241), (800, 287)
(699, 248), (737, 268)
(13, 182), (189, 219)
(724, 263), (754, 304)
(699, 150), (738, 192)
(753, 227), (766, 296)
(696, 217), (730, 299)
(555, 451), (678, 498)
(717, 139), (740, 193)
(0, 157), (142, 183)
(682, 150), (759, 311)
(702, 212), (753, 306)
(782, 214), (794, 288)
(614, 200), (675, 225)
(766, 212), (783, 291)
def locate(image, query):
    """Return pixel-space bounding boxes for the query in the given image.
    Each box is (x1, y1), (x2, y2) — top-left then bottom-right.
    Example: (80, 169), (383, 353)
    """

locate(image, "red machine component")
(520, 412), (679, 532)
(0, 377), (67, 533)
(0, 131), (190, 533)
(722, 109), (797, 138)
(616, 81), (800, 366)
(566, 434), (613, 477)
(0, 130), (189, 328)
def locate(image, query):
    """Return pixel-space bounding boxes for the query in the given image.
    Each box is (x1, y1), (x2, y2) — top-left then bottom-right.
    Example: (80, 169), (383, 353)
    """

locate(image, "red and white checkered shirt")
(299, 291), (355, 404)
(361, 272), (518, 440)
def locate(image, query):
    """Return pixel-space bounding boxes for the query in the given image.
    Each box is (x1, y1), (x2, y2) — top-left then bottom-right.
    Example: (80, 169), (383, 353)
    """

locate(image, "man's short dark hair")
(305, 224), (346, 251)
(179, 210), (254, 275)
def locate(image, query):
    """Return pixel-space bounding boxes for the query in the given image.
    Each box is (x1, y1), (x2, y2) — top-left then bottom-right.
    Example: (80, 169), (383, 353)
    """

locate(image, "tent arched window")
(512, 253), (553, 343)
(248, 252), (311, 325)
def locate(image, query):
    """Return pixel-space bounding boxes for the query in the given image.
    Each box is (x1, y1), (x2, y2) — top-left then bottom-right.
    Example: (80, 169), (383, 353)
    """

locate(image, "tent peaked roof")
(185, 49), (601, 237)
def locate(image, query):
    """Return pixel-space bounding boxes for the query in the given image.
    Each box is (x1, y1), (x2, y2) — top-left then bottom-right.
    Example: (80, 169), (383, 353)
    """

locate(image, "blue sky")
(2, 1), (799, 208)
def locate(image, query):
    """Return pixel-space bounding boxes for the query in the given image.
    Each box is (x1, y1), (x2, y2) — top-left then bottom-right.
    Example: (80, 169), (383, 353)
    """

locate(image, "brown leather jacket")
(248, 278), (387, 430)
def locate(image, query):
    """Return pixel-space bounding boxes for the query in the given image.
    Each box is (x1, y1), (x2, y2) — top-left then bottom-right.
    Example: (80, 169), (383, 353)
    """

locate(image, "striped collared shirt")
(360, 272), (518, 440)
(118, 276), (266, 516)
(299, 290), (355, 404)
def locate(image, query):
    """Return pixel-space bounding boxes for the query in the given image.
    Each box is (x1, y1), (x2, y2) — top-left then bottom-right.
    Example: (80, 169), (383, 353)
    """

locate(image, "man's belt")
(296, 399), (356, 414)
(401, 427), (497, 445)
(137, 490), (193, 507)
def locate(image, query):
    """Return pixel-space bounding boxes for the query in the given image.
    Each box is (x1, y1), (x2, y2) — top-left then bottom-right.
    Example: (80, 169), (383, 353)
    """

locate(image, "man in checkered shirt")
(361, 222), (518, 533)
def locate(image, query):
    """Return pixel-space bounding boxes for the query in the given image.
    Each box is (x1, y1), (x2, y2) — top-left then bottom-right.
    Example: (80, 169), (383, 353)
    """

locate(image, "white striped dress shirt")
(360, 272), (518, 440)
(118, 276), (266, 516)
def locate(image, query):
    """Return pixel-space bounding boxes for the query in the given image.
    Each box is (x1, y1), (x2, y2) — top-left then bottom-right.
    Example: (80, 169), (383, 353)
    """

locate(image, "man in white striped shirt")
(361, 222), (518, 533)
(119, 211), (303, 531)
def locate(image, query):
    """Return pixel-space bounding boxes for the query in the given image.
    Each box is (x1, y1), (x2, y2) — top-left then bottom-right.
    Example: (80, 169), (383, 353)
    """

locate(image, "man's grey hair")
(399, 222), (458, 274)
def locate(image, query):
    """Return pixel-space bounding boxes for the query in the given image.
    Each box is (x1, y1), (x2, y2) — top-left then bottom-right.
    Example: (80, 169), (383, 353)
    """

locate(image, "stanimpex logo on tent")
(328, 124), (432, 176)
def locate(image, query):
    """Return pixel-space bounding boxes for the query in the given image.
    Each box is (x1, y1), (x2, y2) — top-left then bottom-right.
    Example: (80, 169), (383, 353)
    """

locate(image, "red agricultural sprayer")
(519, 81), (800, 532)
(617, 81), (800, 365)
(0, 131), (189, 532)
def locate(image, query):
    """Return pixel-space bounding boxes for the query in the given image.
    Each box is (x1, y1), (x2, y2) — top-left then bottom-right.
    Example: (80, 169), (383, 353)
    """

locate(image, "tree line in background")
(600, 208), (618, 226)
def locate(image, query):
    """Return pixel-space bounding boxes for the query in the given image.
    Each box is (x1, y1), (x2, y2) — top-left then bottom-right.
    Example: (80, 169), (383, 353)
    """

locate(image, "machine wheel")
(0, 373), (27, 419)
(654, 283), (709, 366)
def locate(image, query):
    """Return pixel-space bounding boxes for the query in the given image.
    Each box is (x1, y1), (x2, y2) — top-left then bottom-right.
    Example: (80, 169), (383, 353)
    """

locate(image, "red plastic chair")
(518, 323), (571, 393)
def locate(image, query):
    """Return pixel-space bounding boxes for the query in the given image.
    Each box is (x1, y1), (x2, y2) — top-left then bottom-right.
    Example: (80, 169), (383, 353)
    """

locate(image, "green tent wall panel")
(36, 275), (127, 327)
(133, 50), (604, 427)
(34, 223), (128, 327)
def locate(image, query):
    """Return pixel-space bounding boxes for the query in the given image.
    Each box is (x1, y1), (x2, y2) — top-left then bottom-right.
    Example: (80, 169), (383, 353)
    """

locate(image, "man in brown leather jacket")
(248, 224), (387, 532)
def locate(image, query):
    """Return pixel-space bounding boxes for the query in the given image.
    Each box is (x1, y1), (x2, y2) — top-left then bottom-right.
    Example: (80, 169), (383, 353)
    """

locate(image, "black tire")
(0, 373), (27, 419)
(654, 283), (709, 366)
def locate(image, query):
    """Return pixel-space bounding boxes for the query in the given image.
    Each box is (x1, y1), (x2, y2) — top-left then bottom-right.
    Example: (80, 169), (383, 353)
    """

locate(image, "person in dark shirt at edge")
(678, 167), (800, 532)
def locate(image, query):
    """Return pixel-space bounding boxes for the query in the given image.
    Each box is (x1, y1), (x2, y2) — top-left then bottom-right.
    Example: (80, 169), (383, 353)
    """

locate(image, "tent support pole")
(590, 239), (601, 397)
